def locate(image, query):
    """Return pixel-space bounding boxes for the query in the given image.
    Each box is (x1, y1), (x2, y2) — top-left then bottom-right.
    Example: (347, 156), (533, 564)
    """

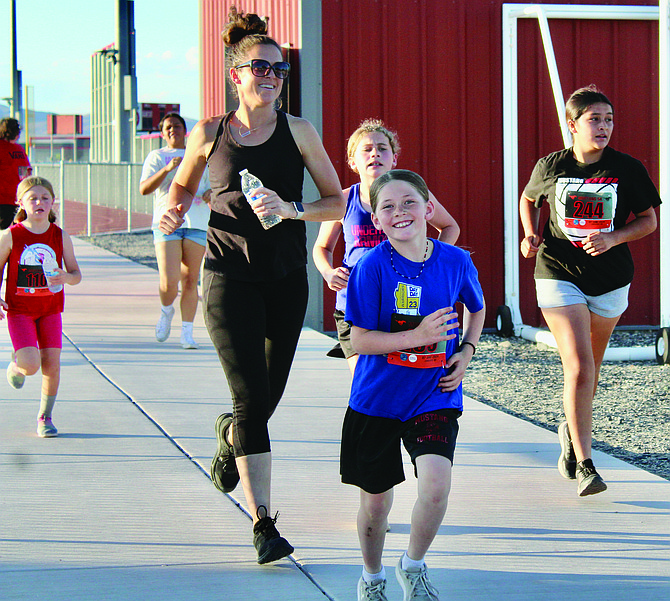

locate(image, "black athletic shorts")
(333, 309), (356, 358)
(340, 407), (461, 494)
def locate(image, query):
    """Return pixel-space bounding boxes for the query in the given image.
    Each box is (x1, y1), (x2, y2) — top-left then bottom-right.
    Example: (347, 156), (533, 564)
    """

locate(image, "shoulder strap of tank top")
(349, 183), (360, 204)
(206, 114), (230, 162)
(275, 111), (295, 141)
(50, 222), (63, 242)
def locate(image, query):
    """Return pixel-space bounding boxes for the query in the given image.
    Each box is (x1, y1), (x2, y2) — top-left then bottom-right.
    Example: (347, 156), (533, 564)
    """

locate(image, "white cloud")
(185, 46), (198, 68)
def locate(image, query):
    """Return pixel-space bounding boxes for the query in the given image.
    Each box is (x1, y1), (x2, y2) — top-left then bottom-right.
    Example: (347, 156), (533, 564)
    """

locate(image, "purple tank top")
(336, 183), (387, 311)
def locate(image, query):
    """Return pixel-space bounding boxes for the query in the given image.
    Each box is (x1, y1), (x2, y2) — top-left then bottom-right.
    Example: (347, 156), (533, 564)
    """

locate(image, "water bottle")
(42, 255), (63, 294)
(239, 169), (282, 230)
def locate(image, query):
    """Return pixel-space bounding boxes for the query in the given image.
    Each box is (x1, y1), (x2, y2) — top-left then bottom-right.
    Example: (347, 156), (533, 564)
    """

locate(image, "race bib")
(555, 178), (618, 246)
(15, 243), (59, 296)
(564, 190), (613, 230)
(387, 313), (447, 369)
(16, 264), (53, 296)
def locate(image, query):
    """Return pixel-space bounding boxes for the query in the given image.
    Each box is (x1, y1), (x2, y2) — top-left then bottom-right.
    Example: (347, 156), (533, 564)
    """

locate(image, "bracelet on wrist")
(460, 341), (476, 355)
(291, 201), (304, 219)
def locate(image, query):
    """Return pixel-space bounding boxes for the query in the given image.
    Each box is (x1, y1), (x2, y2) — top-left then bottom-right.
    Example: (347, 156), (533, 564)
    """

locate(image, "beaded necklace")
(390, 239), (430, 280)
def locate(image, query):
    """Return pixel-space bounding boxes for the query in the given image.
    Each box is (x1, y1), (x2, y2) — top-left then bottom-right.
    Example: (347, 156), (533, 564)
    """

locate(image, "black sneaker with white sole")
(210, 413), (240, 493)
(577, 458), (607, 496)
(253, 506), (294, 564)
(557, 421), (577, 480)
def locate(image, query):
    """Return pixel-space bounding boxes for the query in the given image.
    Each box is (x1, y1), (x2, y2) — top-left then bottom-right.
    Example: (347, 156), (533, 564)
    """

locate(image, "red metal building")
(200, 0), (663, 331)
(200, 1), (301, 119)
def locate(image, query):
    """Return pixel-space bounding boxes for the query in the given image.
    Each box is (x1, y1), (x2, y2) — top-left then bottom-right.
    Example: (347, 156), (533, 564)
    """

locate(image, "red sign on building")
(47, 114), (83, 135)
(139, 103), (180, 132)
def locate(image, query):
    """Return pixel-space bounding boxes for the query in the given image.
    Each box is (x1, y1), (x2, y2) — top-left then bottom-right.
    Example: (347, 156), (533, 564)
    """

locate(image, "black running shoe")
(326, 342), (346, 359)
(253, 507), (294, 565)
(577, 459), (607, 497)
(557, 421), (577, 480)
(210, 413), (239, 493)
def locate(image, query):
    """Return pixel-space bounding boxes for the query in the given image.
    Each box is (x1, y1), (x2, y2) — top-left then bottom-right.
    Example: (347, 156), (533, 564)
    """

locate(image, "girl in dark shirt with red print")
(520, 85), (661, 497)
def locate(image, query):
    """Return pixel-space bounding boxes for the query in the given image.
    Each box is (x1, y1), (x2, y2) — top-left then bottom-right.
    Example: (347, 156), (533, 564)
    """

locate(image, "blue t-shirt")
(336, 183), (387, 312)
(345, 240), (484, 421)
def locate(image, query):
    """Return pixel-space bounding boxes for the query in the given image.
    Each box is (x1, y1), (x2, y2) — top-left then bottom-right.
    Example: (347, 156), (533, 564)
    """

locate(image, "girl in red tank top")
(0, 176), (82, 437)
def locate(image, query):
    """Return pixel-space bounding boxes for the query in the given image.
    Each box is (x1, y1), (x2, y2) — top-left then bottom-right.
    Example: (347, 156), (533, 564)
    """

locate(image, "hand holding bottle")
(240, 169), (282, 230)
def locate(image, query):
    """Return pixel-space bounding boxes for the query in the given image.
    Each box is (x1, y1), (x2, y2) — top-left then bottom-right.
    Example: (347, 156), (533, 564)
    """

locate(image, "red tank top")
(6, 222), (64, 315)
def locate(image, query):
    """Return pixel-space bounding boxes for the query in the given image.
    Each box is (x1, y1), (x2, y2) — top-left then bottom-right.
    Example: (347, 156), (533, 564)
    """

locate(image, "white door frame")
(501, 3), (666, 361)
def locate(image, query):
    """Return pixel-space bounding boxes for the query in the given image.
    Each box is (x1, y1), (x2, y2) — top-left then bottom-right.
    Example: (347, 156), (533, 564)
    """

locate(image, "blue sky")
(0, 0), (201, 120)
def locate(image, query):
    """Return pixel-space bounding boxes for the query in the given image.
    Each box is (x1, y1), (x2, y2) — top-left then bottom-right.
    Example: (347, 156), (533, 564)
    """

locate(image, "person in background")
(0, 176), (82, 437)
(520, 85), (661, 496)
(313, 119), (460, 374)
(0, 118), (32, 230)
(158, 9), (344, 564)
(342, 169), (485, 601)
(140, 113), (211, 349)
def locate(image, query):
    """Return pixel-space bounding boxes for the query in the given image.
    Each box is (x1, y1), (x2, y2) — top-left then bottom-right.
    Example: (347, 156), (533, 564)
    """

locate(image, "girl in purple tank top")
(313, 119), (460, 373)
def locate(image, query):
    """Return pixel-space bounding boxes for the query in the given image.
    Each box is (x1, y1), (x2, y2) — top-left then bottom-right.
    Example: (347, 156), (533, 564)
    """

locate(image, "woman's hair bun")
(222, 6), (268, 46)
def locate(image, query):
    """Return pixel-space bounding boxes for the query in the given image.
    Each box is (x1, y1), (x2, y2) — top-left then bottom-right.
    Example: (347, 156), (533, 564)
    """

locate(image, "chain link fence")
(32, 161), (153, 236)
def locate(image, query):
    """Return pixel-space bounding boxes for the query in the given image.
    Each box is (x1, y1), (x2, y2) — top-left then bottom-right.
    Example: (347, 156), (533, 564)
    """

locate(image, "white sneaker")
(7, 357), (25, 390)
(155, 306), (175, 342)
(358, 577), (388, 601)
(37, 415), (58, 438)
(180, 330), (198, 349)
(395, 557), (439, 600)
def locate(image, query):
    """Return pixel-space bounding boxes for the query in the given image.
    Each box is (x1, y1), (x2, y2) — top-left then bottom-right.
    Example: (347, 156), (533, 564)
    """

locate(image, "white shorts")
(535, 279), (629, 319)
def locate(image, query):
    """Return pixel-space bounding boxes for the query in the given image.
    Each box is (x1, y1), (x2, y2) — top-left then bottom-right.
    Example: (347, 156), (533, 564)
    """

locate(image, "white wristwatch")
(292, 202), (304, 219)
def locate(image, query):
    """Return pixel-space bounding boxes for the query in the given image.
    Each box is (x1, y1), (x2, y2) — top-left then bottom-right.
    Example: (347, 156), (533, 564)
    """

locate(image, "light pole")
(114, 0), (137, 163)
(10, 0), (21, 121)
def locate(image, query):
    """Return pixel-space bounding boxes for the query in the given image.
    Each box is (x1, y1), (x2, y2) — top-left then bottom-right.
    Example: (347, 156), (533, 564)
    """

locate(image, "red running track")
(55, 199), (152, 235)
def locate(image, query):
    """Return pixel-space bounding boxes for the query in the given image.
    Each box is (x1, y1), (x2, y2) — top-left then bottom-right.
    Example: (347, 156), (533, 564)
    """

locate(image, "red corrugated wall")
(321, 0), (662, 330)
(200, 1), (300, 118)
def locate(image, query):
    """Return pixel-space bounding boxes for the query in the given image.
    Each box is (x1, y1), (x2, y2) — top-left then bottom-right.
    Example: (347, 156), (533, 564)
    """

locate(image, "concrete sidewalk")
(1, 239), (668, 601)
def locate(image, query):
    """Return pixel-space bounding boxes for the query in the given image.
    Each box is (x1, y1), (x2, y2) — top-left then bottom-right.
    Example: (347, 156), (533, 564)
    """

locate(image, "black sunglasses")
(235, 59), (290, 80)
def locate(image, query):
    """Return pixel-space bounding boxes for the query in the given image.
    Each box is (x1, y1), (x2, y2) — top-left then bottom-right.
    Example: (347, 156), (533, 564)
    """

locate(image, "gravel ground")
(79, 231), (670, 481)
(465, 333), (669, 481)
(80, 231), (159, 271)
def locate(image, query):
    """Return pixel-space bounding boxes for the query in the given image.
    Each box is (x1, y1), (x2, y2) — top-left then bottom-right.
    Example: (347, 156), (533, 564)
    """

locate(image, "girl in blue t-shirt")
(342, 169), (485, 601)
(313, 119), (460, 374)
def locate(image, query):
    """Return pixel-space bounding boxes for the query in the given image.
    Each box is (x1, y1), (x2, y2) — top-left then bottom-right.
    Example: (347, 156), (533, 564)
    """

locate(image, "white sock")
(39, 393), (57, 418)
(362, 566), (386, 583)
(181, 321), (193, 334)
(161, 304), (174, 315)
(401, 552), (425, 571)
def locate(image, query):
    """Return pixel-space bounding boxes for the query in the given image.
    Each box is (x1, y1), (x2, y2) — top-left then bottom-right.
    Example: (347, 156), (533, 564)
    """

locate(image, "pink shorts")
(7, 312), (63, 351)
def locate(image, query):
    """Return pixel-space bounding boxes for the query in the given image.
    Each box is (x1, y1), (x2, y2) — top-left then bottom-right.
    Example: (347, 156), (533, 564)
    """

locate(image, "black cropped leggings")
(202, 267), (308, 457)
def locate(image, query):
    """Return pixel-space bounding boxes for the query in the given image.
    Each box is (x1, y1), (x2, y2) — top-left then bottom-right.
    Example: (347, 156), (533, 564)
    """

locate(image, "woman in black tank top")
(157, 10), (344, 564)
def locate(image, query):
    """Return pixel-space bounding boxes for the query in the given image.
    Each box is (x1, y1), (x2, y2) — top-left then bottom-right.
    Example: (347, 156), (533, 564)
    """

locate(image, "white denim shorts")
(535, 279), (629, 319)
